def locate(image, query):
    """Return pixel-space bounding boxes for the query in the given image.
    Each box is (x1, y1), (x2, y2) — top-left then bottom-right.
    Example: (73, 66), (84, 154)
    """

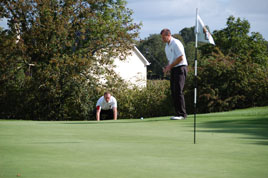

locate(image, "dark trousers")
(170, 66), (187, 117)
(94, 109), (114, 120)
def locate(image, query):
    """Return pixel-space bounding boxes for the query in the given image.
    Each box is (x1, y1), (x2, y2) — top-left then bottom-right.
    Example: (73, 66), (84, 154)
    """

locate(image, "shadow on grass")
(61, 118), (169, 125)
(198, 116), (268, 145)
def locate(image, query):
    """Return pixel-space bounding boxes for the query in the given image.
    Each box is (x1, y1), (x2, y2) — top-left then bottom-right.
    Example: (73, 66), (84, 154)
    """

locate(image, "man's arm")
(163, 55), (183, 74)
(96, 106), (101, 121)
(113, 107), (117, 120)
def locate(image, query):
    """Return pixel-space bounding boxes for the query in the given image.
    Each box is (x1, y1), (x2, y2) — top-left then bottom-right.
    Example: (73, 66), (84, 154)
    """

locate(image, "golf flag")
(195, 14), (215, 45)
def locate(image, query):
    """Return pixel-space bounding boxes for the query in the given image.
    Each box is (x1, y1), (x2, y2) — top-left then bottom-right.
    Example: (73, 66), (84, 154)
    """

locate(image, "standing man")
(161, 29), (188, 120)
(96, 92), (117, 121)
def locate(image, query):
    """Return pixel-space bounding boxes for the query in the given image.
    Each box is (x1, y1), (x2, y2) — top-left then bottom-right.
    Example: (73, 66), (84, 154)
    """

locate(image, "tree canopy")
(137, 34), (167, 79)
(1, 6), (268, 120)
(137, 15), (268, 114)
(0, 0), (141, 120)
(179, 26), (195, 44)
(201, 16), (268, 67)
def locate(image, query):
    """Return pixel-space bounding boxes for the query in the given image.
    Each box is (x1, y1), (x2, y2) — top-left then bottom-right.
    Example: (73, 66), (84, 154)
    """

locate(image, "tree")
(196, 52), (268, 113)
(184, 41), (197, 66)
(137, 34), (167, 79)
(195, 16), (268, 112)
(179, 26), (195, 44)
(202, 16), (268, 67)
(0, 0), (141, 120)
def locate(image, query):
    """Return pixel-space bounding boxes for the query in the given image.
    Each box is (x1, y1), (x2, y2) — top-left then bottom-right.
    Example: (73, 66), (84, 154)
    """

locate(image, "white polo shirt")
(96, 96), (117, 110)
(165, 37), (188, 67)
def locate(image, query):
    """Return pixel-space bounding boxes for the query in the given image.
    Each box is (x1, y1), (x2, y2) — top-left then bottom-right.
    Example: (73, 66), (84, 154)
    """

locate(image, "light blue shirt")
(165, 37), (188, 67)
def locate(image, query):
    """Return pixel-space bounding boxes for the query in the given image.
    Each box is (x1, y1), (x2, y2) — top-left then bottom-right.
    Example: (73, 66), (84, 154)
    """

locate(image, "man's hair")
(160, 28), (171, 35)
(104, 91), (111, 96)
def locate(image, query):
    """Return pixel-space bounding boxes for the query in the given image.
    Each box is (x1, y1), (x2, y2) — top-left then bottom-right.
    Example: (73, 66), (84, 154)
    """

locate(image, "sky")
(1, 0), (267, 40)
(125, 0), (268, 40)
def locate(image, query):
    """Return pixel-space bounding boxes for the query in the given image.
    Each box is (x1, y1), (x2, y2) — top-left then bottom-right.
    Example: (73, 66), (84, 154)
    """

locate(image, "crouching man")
(96, 92), (117, 121)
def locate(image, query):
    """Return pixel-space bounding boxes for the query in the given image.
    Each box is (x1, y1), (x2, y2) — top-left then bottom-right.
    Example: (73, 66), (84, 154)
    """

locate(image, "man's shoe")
(170, 116), (185, 120)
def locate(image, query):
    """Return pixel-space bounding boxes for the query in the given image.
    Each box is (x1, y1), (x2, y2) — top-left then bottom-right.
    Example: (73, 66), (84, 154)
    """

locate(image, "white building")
(113, 46), (150, 87)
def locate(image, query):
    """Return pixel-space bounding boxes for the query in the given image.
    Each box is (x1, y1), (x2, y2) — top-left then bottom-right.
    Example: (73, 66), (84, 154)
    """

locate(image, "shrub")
(1, 55), (267, 120)
(196, 54), (268, 113)
(108, 80), (174, 119)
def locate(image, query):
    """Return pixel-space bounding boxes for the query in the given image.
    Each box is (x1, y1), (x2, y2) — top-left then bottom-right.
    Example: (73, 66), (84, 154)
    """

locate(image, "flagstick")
(194, 8), (199, 144)
(194, 49), (197, 144)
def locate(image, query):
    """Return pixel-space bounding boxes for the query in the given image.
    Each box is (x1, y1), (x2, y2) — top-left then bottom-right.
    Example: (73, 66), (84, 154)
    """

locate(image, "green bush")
(0, 0), (140, 121)
(108, 80), (174, 119)
(1, 56), (267, 120)
(0, 63), (101, 120)
(196, 54), (268, 113)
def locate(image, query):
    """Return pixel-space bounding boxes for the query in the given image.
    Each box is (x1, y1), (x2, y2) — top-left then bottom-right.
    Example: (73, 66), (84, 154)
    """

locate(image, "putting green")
(0, 106), (268, 178)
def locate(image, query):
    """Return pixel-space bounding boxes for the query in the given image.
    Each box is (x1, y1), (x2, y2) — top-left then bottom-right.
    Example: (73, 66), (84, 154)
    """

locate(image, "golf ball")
(141, 117), (143, 120)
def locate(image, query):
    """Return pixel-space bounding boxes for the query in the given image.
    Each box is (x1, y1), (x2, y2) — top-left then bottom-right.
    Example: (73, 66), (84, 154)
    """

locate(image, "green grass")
(1, 106), (268, 178)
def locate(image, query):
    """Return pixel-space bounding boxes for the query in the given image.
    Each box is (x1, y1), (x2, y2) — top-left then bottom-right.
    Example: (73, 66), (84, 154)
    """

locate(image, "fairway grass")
(0, 106), (268, 178)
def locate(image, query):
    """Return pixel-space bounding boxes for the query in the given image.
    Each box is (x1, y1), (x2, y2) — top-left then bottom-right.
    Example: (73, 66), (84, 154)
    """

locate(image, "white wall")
(113, 48), (148, 87)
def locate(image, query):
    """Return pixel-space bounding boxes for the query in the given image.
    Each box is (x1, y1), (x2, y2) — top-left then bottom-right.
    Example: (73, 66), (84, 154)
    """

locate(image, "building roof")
(133, 46), (150, 66)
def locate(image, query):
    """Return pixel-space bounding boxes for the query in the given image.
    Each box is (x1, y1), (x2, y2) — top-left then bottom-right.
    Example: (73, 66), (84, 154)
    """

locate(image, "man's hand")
(163, 56), (184, 75)
(163, 65), (172, 74)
